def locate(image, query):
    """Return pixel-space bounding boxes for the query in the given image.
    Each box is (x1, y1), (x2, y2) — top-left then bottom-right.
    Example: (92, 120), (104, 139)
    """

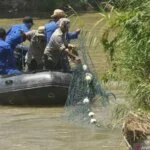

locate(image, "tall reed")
(101, 0), (150, 110)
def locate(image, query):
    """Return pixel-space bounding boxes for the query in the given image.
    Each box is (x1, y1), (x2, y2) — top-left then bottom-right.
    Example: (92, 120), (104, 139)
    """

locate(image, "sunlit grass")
(100, 1), (150, 110)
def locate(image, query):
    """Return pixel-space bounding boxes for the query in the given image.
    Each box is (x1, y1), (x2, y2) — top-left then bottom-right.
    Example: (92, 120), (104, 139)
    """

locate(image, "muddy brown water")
(0, 106), (127, 150)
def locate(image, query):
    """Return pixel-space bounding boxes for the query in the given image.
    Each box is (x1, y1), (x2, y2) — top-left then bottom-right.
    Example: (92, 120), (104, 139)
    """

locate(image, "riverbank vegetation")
(101, 0), (150, 111)
(99, 2), (150, 148)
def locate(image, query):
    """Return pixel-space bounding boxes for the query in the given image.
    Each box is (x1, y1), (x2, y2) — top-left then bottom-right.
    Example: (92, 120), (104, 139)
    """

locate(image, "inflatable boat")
(0, 71), (71, 106)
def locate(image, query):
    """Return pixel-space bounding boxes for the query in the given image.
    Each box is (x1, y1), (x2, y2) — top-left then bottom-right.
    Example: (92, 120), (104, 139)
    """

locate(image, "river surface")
(0, 106), (126, 150)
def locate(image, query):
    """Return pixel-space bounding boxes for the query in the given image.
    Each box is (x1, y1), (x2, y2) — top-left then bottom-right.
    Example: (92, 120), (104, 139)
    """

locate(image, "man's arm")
(55, 35), (81, 63)
(66, 29), (81, 40)
(6, 26), (12, 35)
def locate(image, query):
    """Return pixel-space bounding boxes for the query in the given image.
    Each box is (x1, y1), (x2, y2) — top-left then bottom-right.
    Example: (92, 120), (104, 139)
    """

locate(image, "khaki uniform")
(44, 28), (67, 65)
(44, 28), (69, 71)
(25, 30), (46, 71)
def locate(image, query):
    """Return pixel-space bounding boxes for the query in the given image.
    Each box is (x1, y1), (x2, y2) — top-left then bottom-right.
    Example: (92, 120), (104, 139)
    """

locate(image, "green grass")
(100, 1), (150, 110)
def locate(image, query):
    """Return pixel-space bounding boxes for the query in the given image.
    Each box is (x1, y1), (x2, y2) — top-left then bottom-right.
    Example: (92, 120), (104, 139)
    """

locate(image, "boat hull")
(0, 71), (71, 106)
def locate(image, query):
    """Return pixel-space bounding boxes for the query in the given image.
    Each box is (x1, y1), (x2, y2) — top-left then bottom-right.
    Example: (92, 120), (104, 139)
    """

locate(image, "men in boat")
(25, 26), (46, 72)
(44, 9), (80, 43)
(43, 18), (80, 72)
(0, 28), (20, 75)
(5, 16), (34, 69)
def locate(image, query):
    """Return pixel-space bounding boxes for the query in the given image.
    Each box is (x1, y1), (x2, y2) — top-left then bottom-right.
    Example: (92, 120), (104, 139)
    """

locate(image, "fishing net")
(65, 31), (116, 126)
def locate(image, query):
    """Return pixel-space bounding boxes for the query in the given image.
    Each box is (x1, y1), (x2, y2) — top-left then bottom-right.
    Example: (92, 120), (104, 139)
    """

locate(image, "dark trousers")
(43, 55), (60, 71)
(26, 59), (43, 72)
(43, 52), (70, 72)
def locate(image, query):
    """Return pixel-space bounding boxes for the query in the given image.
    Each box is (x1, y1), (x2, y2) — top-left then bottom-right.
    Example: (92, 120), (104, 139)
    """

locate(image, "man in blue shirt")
(5, 16), (34, 69)
(0, 28), (20, 75)
(44, 9), (80, 43)
(6, 16), (34, 49)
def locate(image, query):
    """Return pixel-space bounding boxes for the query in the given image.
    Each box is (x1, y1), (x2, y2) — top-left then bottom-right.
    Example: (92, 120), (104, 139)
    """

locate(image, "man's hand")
(74, 56), (81, 64)
(76, 28), (81, 34)
(65, 48), (81, 64)
(68, 44), (76, 50)
(64, 48), (69, 53)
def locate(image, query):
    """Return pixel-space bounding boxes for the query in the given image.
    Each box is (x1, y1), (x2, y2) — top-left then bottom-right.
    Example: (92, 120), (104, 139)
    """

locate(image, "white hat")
(51, 9), (67, 18)
(35, 26), (45, 36)
(57, 18), (70, 28)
